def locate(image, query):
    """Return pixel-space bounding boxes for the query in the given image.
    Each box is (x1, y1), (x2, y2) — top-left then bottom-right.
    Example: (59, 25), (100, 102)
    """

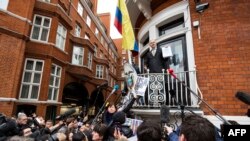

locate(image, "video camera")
(55, 109), (76, 121)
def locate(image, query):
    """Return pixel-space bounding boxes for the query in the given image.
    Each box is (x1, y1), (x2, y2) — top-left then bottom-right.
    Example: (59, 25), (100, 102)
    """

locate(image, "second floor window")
(72, 46), (84, 65)
(86, 15), (91, 27)
(48, 64), (61, 101)
(87, 52), (93, 69)
(56, 24), (67, 50)
(31, 15), (51, 42)
(0, 0), (9, 10)
(75, 24), (81, 37)
(77, 2), (83, 16)
(96, 65), (104, 79)
(94, 45), (97, 57)
(19, 59), (44, 100)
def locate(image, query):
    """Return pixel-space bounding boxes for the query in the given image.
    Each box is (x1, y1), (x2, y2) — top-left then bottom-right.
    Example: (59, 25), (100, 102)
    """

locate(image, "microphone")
(110, 84), (119, 94)
(235, 91), (250, 105)
(167, 69), (177, 79)
(56, 108), (76, 120)
(160, 105), (170, 124)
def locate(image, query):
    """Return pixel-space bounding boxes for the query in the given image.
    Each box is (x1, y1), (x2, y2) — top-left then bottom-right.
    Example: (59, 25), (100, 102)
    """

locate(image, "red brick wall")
(190, 0), (250, 115)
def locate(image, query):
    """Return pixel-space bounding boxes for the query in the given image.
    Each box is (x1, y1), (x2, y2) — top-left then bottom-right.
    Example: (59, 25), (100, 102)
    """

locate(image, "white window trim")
(77, 2), (84, 16)
(75, 24), (81, 37)
(72, 46), (84, 66)
(87, 52), (93, 69)
(96, 65), (104, 79)
(56, 23), (67, 50)
(0, 0), (9, 10)
(30, 14), (52, 42)
(19, 58), (44, 100)
(48, 64), (62, 102)
(86, 15), (91, 27)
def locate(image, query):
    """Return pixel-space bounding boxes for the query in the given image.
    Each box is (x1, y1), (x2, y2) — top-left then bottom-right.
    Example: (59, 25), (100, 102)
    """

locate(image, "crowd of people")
(0, 101), (224, 141)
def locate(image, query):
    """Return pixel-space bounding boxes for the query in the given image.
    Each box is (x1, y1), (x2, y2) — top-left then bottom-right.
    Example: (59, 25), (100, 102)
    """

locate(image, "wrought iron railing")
(133, 70), (200, 108)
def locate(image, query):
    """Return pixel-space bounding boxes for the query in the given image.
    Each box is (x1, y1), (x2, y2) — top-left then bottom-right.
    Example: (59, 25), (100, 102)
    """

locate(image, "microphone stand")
(168, 70), (231, 125)
(169, 89), (201, 123)
(91, 89), (116, 126)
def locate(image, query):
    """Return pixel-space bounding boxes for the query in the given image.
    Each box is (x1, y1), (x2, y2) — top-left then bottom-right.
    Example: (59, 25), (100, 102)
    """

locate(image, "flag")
(114, 0), (138, 55)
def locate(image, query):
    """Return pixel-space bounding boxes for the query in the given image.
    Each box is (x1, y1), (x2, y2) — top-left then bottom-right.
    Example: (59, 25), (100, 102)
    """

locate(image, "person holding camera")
(164, 114), (219, 141)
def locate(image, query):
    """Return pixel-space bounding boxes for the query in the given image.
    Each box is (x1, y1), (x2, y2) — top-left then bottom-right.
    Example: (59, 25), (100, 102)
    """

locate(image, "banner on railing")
(134, 76), (149, 96)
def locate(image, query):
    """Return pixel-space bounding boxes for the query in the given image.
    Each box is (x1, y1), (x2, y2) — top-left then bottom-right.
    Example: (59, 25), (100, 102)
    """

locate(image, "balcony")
(126, 70), (203, 125)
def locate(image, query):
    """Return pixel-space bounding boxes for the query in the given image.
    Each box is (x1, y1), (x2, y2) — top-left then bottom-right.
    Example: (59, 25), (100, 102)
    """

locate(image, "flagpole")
(128, 50), (132, 64)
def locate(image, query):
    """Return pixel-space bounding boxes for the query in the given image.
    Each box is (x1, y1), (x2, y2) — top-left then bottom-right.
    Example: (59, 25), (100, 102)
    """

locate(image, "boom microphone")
(160, 105), (170, 124)
(235, 91), (250, 105)
(56, 108), (76, 120)
(110, 84), (119, 94)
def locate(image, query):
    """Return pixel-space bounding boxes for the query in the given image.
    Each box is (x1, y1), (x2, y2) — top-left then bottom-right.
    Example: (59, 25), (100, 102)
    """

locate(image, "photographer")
(106, 112), (133, 141)
(0, 113), (19, 140)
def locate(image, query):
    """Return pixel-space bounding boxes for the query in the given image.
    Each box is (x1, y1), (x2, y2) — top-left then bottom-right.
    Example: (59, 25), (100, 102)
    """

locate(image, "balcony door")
(158, 36), (188, 73)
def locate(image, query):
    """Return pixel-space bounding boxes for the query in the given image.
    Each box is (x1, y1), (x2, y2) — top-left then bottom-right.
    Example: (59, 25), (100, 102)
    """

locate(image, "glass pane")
(79, 56), (83, 65)
(33, 73), (41, 83)
(41, 29), (48, 41)
(31, 85), (39, 99)
(56, 67), (61, 76)
(56, 34), (60, 47)
(43, 18), (50, 27)
(35, 16), (42, 25)
(51, 65), (55, 74)
(26, 60), (34, 70)
(49, 76), (54, 85)
(55, 77), (60, 86)
(60, 38), (65, 49)
(20, 85), (29, 98)
(23, 72), (32, 82)
(48, 87), (53, 100)
(32, 26), (40, 40)
(35, 61), (43, 71)
(53, 89), (58, 100)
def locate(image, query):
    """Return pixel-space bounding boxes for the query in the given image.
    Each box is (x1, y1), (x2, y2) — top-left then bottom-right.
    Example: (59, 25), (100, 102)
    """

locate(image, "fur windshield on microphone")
(236, 91), (250, 105)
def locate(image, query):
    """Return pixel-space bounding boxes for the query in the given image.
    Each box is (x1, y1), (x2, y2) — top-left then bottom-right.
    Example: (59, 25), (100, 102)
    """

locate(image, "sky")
(97, 0), (122, 39)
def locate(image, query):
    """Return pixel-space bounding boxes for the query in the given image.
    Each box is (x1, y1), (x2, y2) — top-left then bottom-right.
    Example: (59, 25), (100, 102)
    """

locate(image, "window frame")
(96, 65), (104, 79)
(48, 64), (62, 101)
(30, 14), (51, 42)
(72, 46), (84, 66)
(55, 23), (67, 50)
(87, 51), (93, 69)
(19, 58), (44, 100)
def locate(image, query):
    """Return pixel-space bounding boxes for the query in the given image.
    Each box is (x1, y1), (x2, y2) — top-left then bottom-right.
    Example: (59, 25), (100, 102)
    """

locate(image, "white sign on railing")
(134, 76), (149, 96)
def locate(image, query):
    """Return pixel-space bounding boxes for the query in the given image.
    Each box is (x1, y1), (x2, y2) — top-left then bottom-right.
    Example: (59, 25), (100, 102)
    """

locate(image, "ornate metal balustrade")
(134, 70), (200, 108)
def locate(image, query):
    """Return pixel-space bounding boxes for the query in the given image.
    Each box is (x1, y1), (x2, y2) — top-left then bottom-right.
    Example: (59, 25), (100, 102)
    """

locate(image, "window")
(31, 15), (51, 42)
(0, 0), (9, 10)
(72, 46), (84, 65)
(84, 33), (90, 40)
(77, 2), (83, 16)
(19, 59), (44, 100)
(100, 36), (104, 45)
(95, 28), (99, 36)
(158, 17), (184, 36)
(94, 45), (98, 57)
(41, 0), (50, 2)
(96, 65), (104, 79)
(86, 15), (91, 27)
(75, 24), (81, 37)
(87, 52), (93, 69)
(48, 64), (61, 101)
(56, 24), (67, 50)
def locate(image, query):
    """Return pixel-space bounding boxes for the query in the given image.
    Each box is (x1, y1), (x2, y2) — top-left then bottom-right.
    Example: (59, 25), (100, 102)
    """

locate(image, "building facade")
(0, 0), (123, 119)
(126, 0), (250, 125)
